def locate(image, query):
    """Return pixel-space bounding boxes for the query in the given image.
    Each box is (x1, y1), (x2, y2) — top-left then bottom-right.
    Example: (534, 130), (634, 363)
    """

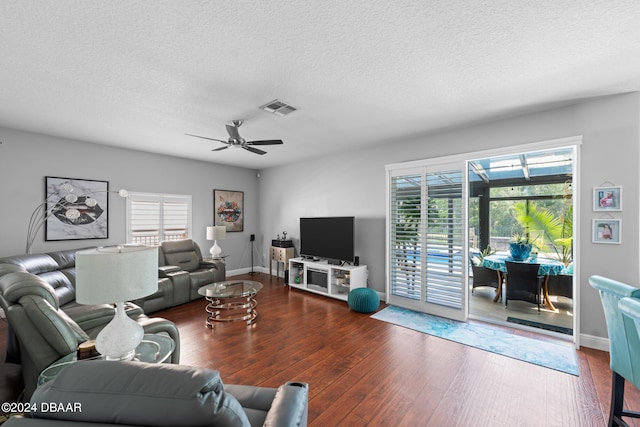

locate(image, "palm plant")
(512, 200), (573, 267)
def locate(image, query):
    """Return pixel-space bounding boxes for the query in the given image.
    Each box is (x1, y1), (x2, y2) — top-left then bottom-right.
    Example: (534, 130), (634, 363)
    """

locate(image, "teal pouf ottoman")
(348, 288), (380, 313)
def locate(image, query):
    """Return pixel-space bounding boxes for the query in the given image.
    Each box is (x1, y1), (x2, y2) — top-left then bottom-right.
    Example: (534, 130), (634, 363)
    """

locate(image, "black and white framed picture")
(592, 219), (621, 244)
(593, 186), (622, 211)
(45, 176), (110, 242)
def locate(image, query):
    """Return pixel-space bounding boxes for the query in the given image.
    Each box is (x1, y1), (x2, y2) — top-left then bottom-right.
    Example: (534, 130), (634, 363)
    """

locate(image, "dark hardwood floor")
(3, 272), (640, 426)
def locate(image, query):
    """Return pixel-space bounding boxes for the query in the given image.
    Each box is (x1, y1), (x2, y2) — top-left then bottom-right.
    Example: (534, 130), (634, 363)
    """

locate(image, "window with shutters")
(126, 193), (192, 245)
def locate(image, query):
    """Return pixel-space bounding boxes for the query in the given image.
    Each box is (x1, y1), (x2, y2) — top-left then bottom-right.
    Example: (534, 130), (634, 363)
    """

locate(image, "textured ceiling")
(1, 1), (640, 169)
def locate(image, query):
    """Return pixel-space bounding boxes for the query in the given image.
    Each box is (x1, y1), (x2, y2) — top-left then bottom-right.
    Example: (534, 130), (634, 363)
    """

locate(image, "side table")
(38, 334), (175, 386)
(270, 246), (294, 278)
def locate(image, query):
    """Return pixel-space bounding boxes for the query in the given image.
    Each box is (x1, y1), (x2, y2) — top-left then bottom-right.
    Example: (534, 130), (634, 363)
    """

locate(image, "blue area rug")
(371, 305), (578, 376)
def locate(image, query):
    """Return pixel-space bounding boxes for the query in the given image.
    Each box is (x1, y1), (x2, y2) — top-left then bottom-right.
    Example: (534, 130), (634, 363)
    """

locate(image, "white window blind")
(127, 193), (192, 245)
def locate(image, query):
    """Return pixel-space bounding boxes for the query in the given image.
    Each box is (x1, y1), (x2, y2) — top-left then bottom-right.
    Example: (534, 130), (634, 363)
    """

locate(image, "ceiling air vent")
(260, 99), (297, 117)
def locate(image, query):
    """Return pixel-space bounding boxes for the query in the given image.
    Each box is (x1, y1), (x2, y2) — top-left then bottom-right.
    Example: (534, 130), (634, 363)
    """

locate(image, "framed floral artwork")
(214, 189), (244, 232)
(45, 176), (110, 241)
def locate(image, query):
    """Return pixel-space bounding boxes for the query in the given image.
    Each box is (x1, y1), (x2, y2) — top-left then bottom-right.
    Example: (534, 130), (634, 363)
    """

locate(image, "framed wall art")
(45, 176), (110, 242)
(592, 219), (621, 244)
(214, 189), (244, 232)
(593, 186), (622, 211)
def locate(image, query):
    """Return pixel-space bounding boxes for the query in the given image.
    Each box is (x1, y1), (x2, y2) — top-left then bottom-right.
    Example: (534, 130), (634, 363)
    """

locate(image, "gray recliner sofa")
(0, 241), (225, 316)
(157, 239), (226, 303)
(0, 269), (180, 400)
(4, 360), (309, 427)
(0, 241), (224, 399)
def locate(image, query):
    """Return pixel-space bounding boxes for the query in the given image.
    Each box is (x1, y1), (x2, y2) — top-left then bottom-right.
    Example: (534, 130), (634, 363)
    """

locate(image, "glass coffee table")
(38, 334), (175, 386)
(198, 280), (263, 328)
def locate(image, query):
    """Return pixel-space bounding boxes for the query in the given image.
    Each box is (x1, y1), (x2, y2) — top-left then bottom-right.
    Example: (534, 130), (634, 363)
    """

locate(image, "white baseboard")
(226, 266), (268, 277)
(579, 333), (609, 352)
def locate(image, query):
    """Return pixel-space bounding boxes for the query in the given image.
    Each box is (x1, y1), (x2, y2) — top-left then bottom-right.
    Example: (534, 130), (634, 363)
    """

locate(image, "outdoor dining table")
(481, 253), (567, 310)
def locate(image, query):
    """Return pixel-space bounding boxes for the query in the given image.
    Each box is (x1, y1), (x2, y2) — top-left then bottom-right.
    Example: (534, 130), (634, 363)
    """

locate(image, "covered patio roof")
(469, 147), (573, 184)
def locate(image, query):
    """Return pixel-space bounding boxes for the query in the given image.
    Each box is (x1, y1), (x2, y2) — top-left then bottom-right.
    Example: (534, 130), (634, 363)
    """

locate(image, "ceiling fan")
(185, 120), (283, 155)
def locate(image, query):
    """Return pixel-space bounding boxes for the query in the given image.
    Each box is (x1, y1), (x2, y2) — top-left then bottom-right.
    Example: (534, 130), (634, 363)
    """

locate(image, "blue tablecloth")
(482, 254), (566, 276)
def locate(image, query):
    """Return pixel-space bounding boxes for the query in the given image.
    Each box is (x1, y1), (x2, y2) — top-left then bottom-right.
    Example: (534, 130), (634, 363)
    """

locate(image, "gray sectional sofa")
(0, 239), (225, 316)
(0, 239), (225, 399)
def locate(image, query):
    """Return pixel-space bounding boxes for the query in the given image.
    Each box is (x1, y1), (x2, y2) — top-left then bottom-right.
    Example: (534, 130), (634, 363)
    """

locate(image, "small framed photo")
(592, 219), (621, 244)
(214, 189), (244, 232)
(593, 186), (622, 211)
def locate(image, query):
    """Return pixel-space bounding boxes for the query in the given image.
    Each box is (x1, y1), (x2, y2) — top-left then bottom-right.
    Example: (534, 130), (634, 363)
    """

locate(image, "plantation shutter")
(389, 172), (423, 301)
(425, 169), (464, 309)
(387, 161), (467, 321)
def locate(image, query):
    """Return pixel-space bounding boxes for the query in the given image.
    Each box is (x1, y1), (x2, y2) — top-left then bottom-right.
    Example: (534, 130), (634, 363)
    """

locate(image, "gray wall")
(1, 92), (638, 345)
(258, 92), (640, 345)
(0, 127), (260, 271)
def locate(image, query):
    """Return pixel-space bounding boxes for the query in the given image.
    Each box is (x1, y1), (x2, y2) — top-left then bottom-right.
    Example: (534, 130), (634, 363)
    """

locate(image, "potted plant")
(512, 200), (573, 267)
(470, 245), (496, 266)
(509, 232), (533, 261)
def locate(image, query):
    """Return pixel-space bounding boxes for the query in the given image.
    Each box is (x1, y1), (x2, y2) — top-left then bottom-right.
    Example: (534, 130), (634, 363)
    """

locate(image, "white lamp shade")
(76, 245), (158, 304)
(207, 225), (226, 241)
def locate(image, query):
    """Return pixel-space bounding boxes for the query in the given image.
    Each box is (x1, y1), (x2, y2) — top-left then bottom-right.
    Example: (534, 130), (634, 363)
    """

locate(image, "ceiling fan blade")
(246, 139), (284, 146)
(212, 146), (230, 152)
(185, 133), (228, 144)
(225, 124), (242, 141)
(243, 146), (267, 155)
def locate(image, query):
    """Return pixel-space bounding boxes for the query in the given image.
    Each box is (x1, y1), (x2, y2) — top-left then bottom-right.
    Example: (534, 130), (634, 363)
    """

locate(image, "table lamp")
(76, 245), (158, 360)
(207, 225), (226, 258)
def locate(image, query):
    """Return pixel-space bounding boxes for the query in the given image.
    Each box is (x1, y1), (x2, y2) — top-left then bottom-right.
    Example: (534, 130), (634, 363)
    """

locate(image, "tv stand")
(288, 257), (367, 302)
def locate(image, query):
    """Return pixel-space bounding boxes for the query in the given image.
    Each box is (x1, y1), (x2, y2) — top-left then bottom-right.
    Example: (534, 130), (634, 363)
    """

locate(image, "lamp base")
(95, 302), (144, 360)
(210, 241), (222, 258)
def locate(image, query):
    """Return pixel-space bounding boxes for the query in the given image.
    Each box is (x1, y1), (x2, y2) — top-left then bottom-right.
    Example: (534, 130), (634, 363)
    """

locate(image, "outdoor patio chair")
(471, 264), (501, 293)
(589, 275), (640, 427)
(547, 274), (573, 299)
(505, 261), (542, 312)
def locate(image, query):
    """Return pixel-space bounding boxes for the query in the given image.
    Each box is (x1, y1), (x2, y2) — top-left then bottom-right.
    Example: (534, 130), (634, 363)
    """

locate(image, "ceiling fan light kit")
(185, 119), (284, 155)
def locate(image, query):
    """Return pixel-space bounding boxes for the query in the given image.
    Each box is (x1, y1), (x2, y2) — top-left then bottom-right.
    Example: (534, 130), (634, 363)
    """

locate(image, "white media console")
(288, 257), (367, 301)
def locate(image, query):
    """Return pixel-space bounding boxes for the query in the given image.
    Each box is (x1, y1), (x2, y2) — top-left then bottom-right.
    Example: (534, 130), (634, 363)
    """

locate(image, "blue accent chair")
(589, 275), (640, 427)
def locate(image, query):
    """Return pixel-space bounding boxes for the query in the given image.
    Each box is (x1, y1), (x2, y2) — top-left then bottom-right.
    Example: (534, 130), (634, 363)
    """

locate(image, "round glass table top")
(38, 334), (175, 386)
(198, 280), (263, 298)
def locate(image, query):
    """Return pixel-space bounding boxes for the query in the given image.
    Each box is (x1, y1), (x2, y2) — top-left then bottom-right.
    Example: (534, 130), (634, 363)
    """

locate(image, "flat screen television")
(300, 216), (355, 264)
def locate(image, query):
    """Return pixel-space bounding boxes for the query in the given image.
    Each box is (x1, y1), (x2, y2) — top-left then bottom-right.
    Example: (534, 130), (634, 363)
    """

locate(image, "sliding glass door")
(387, 137), (580, 339)
(387, 160), (467, 321)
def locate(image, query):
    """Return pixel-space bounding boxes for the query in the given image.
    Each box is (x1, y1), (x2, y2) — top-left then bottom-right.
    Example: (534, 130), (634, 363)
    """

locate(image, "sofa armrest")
(199, 259), (220, 269)
(135, 316), (181, 364)
(226, 382), (308, 427)
(158, 265), (182, 277)
(263, 382), (309, 427)
(200, 259), (226, 280)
